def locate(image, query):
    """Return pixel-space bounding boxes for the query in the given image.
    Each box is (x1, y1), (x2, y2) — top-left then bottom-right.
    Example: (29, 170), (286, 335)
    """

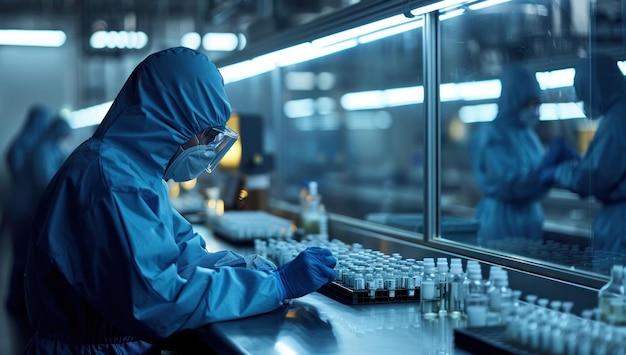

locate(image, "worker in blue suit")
(541, 54), (626, 254)
(471, 65), (577, 244)
(5, 117), (73, 317)
(23, 47), (337, 354)
(4, 104), (54, 314)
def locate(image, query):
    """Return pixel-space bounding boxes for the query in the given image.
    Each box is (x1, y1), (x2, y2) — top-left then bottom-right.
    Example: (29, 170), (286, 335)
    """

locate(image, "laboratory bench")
(192, 225), (476, 355)
(189, 222), (604, 355)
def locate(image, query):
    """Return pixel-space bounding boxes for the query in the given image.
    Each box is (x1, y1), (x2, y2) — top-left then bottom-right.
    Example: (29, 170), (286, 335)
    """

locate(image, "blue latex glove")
(539, 165), (556, 186)
(275, 247), (337, 300)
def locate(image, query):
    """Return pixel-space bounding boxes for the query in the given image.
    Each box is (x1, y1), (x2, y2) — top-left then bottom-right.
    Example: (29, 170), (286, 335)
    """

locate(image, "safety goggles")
(172, 125), (239, 174)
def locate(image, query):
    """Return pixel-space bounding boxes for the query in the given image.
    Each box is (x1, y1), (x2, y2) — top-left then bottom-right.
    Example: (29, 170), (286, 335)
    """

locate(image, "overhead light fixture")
(0, 29), (66, 47)
(407, 0), (473, 17)
(181, 32), (201, 50)
(67, 101), (113, 129)
(89, 31), (148, 49)
(202, 32), (241, 51)
(535, 68), (575, 90)
(468, 0), (511, 11)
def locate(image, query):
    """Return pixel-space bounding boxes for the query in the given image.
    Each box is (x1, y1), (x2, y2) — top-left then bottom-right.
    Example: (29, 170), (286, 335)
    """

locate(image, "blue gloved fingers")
(276, 247), (338, 299)
(320, 263), (337, 282)
(322, 255), (337, 269)
(304, 246), (333, 256)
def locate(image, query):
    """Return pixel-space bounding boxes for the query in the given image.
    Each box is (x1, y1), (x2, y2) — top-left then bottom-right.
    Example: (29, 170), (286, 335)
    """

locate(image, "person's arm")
(169, 206), (277, 277)
(72, 189), (283, 340)
(554, 124), (626, 198)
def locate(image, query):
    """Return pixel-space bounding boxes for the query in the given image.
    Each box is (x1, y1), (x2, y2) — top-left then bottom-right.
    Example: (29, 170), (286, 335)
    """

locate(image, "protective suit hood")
(92, 47), (231, 179)
(7, 104), (54, 177)
(495, 66), (541, 126)
(574, 54), (626, 117)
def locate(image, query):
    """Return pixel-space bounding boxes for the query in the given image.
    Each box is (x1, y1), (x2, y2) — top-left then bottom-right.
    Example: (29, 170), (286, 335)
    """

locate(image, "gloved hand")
(275, 247), (337, 300)
(539, 165), (556, 186)
(543, 137), (580, 167)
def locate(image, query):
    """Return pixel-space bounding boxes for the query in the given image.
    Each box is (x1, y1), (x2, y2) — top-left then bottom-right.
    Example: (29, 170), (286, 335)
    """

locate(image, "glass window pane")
(224, 13), (426, 235)
(439, 0), (626, 276)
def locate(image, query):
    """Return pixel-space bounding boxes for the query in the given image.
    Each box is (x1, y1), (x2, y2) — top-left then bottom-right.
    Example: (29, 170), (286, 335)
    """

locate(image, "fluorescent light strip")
(459, 102), (585, 123)
(408, 0), (472, 17)
(89, 31), (148, 49)
(203, 32), (239, 51)
(439, 8), (466, 21)
(0, 29), (66, 47)
(181, 32), (201, 49)
(220, 0), (521, 84)
(67, 101), (113, 129)
(312, 14), (415, 48)
(535, 68), (575, 90)
(468, 0), (511, 11)
(359, 20), (424, 44)
(458, 103), (498, 123)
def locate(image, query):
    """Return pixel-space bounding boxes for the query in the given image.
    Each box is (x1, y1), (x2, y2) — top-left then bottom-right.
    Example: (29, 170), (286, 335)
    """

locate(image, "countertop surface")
(192, 224), (475, 355)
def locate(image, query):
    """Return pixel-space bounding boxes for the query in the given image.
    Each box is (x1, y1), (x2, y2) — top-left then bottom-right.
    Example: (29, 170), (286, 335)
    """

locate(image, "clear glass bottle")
(436, 258), (449, 315)
(374, 267), (385, 292)
(384, 269), (397, 298)
(464, 268), (488, 327)
(421, 259), (439, 317)
(598, 264), (626, 326)
(447, 259), (466, 318)
(365, 268), (376, 299)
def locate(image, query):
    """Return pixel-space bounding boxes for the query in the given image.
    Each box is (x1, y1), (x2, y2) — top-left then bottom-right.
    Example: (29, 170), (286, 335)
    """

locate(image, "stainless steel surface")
(207, 292), (472, 355)
(192, 225), (474, 355)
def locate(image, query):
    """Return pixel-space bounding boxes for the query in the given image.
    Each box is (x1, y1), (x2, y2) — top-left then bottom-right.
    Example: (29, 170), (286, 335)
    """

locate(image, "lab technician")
(4, 104), (54, 314)
(541, 53), (626, 254)
(472, 65), (575, 243)
(6, 117), (73, 317)
(23, 47), (337, 354)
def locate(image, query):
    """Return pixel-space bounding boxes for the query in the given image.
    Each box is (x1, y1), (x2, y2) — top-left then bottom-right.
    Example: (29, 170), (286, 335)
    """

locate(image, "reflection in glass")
(223, 0), (626, 278)
(226, 13), (426, 228)
(440, 0), (626, 275)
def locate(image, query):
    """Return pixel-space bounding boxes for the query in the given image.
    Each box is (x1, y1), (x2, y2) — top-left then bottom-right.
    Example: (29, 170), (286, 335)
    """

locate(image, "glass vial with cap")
(421, 259), (440, 317)
(447, 258), (466, 317)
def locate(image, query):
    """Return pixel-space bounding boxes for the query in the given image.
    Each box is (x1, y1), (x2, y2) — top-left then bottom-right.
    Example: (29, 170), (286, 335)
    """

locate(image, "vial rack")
(454, 326), (535, 355)
(318, 281), (420, 305)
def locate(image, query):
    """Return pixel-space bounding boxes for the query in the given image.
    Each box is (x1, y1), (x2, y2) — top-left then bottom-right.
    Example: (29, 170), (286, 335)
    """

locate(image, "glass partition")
(223, 12), (426, 234)
(438, 0), (626, 276)
(220, 0), (626, 281)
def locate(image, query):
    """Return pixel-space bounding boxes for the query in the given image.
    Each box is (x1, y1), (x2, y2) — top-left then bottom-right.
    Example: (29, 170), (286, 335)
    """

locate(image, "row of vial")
(503, 296), (626, 355)
(256, 237), (517, 325)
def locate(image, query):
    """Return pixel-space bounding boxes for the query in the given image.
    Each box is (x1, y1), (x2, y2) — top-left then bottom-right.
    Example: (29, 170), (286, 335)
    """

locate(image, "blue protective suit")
(4, 105), (54, 314)
(6, 118), (72, 316)
(5, 105), (54, 180)
(554, 54), (626, 253)
(23, 47), (283, 353)
(471, 66), (549, 242)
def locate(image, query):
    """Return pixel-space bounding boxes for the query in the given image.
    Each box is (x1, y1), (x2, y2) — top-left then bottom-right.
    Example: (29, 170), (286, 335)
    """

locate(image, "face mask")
(163, 145), (217, 182)
(164, 126), (238, 182)
(519, 107), (540, 128)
